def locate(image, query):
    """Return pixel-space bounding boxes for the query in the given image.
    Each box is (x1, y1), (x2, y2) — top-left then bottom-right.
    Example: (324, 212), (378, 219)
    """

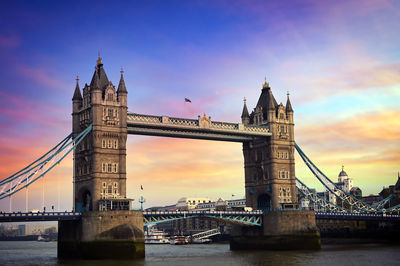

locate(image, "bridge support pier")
(58, 210), (144, 260)
(230, 210), (320, 250)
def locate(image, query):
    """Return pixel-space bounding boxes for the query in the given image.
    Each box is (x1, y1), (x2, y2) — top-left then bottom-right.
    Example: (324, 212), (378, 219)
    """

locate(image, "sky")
(0, 0), (399, 211)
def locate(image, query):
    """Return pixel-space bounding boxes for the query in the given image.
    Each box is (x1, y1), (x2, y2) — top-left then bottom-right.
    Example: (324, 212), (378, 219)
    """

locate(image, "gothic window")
(112, 163), (117, 173)
(107, 93), (114, 101)
(114, 182), (118, 188)
(280, 113), (284, 119)
(108, 109), (113, 117)
(107, 185), (112, 194)
(102, 139), (106, 148)
(102, 163), (106, 173)
(108, 139), (112, 148)
(102, 182), (106, 188)
(113, 140), (118, 149)
(108, 163), (112, 172)
(103, 108), (106, 117)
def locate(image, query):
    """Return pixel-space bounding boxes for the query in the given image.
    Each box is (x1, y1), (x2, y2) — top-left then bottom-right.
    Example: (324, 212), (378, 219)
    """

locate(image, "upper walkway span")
(127, 113), (271, 142)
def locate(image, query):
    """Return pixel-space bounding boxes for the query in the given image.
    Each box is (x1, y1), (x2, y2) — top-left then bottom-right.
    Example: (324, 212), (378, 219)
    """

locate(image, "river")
(0, 241), (399, 265)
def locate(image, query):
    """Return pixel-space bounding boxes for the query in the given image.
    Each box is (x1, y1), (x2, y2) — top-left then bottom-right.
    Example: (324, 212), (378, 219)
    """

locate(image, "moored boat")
(170, 236), (189, 245)
(145, 229), (170, 244)
(191, 238), (212, 244)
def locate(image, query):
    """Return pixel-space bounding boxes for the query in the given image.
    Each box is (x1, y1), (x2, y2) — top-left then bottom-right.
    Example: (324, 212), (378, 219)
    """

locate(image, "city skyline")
(0, 0), (399, 211)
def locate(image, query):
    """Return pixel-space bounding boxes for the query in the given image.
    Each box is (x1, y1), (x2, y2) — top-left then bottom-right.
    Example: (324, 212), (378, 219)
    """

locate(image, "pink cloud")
(0, 34), (20, 48)
(0, 91), (68, 128)
(17, 65), (66, 89)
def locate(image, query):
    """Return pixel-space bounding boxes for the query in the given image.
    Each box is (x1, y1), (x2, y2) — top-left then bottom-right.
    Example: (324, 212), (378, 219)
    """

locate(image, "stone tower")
(72, 56), (129, 212)
(241, 79), (296, 210)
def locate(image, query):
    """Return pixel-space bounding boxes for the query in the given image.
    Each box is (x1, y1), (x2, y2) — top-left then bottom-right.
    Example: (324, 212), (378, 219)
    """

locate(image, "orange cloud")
(295, 109), (400, 194)
(126, 136), (245, 207)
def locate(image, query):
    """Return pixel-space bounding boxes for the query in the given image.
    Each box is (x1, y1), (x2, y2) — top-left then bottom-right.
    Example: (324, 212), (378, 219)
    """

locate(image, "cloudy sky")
(0, 0), (399, 211)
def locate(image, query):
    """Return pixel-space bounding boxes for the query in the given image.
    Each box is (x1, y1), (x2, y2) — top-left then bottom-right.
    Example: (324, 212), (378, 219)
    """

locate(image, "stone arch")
(77, 186), (92, 212)
(257, 193), (272, 211)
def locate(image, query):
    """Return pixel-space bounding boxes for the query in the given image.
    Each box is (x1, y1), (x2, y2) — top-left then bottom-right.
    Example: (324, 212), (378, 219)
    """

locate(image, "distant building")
(350, 187), (362, 199)
(176, 197), (213, 210)
(299, 166), (358, 211)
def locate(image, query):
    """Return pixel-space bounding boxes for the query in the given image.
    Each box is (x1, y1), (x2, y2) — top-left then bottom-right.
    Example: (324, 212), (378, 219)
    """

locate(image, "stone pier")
(58, 210), (144, 259)
(230, 210), (321, 250)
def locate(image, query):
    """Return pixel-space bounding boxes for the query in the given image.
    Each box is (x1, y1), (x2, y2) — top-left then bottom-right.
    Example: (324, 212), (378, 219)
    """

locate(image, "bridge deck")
(127, 113), (271, 142)
(1, 211), (399, 223)
(0, 212), (81, 222)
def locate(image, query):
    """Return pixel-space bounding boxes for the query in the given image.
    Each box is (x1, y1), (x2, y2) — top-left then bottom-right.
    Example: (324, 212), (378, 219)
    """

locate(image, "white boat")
(145, 229), (170, 244)
(191, 238), (212, 244)
(169, 236), (189, 245)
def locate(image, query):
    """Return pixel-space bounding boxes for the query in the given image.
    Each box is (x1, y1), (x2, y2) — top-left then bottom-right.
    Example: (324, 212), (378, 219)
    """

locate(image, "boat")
(169, 236), (189, 245)
(191, 238), (212, 244)
(145, 229), (169, 244)
(37, 235), (51, 242)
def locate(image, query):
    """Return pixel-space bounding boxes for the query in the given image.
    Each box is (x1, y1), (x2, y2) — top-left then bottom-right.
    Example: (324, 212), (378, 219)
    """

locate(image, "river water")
(0, 241), (399, 266)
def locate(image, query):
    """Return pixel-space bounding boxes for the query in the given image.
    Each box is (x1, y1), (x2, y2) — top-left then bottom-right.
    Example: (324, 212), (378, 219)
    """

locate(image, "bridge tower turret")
(72, 55), (129, 212)
(241, 97), (250, 125)
(243, 79), (297, 211)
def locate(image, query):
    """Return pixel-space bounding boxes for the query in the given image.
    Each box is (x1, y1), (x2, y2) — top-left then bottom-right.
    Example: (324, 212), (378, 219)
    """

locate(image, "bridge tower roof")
(90, 53), (110, 91)
(286, 92), (293, 113)
(241, 97), (250, 118)
(117, 68), (127, 94)
(255, 79), (277, 119)
(72, 76), (82, 100)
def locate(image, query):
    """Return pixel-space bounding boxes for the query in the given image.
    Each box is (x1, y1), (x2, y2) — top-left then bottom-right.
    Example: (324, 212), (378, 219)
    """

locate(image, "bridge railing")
(143, 210), (263, 215)
(127, 113), (271, 136)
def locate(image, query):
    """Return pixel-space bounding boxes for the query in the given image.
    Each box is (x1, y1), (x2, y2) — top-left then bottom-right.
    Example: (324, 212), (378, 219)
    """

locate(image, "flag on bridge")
(184, 98), (192, 103)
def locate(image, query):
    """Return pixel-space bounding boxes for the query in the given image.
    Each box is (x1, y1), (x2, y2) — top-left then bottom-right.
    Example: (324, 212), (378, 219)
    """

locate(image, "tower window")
(108, 139), (112, 148)
(108, 163), (112, 172)
(107, 93), (114, 101)
(102, 139), (106, 148)
(113, 140), (118, 149)
(112, 163), (117, 173)
(102, 163), (106, 173)
(102, 182), (106, 188)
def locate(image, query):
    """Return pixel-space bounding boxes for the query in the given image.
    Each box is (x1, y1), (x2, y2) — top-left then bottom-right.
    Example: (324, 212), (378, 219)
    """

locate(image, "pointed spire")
(241, 97), (249, 118)
(263, 76), (270, 89)
(90, 55), (109, 90)
(90, 66), (101, 90)
(117, 67), (127, 94)
(286, 91), (293, 113)
(97, 51), (103, 66)
(72, 76), (82, 100)
(267, 89), (276, 110)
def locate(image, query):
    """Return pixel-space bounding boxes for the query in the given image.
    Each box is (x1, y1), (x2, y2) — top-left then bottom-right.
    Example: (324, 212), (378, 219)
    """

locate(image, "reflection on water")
(0, 241), (400, 266)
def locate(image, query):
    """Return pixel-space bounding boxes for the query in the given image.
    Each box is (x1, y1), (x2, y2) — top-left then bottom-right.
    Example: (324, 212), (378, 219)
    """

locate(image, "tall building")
(242, 80), (296, 210)
(327, 166), (353, 206)
(72, 56), (131, 212)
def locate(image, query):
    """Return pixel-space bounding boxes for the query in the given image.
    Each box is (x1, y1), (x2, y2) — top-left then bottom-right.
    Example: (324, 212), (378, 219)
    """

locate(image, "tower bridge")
(1, 56), (400, 259)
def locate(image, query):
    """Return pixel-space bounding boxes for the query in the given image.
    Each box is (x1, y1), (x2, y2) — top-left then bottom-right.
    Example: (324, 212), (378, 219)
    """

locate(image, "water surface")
(0, 241), (399, 266)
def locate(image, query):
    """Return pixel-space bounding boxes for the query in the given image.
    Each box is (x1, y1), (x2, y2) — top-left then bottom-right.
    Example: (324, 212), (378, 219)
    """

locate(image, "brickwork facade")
(72, 56), (128, 212)
(241, 81), (296, 210)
